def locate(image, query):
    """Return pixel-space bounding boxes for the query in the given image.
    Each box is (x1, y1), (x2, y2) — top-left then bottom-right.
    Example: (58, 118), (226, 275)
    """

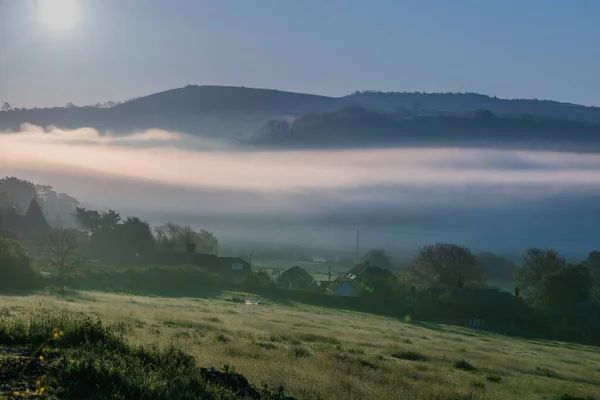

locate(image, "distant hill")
(0, 85), (342, 136)
(247, 107), (600, 151)
(344, 91), (600, 123)
(2, 85), (600, 139)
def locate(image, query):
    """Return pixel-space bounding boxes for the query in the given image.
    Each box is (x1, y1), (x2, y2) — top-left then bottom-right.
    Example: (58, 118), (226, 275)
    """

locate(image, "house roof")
(339, 263), (393, 283)
(277, 266), (315, 286)
(448, 287), (528, 317)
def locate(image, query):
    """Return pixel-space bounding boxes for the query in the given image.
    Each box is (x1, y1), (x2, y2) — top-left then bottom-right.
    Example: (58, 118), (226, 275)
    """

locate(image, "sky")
(1, 0), (600, 108)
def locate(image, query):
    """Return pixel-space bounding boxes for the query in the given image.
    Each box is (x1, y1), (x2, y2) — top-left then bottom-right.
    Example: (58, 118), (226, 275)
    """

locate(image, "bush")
(0, 311), (282, 399)
(455, 359), (477, 371)
(0, 237), (39, 290)
(59, 265), (227, 294)
(243, 270), (276, 289)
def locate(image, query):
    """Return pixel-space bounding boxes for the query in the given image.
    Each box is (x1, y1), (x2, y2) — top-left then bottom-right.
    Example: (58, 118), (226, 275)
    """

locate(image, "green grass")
(1, 290), (600, 399)
(0, 309), (282, 399)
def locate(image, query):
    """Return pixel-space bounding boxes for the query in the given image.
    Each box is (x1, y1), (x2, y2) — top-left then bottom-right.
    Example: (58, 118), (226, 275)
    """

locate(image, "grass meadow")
(1, 290), (599, 399)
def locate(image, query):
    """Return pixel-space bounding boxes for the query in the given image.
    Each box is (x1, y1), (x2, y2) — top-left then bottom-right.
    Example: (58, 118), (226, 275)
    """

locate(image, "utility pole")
(355, 229), (360, 265)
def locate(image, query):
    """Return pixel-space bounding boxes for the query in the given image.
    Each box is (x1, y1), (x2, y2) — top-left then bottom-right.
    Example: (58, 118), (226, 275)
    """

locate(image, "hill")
(345, 91), (600, 123)
(2, 290), (599, 400)
(3, 85), (600, 139)
(0, 85), (341, 136)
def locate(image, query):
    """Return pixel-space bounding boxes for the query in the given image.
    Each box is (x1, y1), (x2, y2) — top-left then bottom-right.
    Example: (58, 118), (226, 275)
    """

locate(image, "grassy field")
(1, 290), (599, 400)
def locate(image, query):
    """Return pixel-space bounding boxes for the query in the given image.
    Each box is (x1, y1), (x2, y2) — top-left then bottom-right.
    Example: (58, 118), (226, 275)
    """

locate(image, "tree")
(474, 109), (496, 120)
(515, 248), (566, 299)
(74, 207), (102, 232)
(584, 251), (600, 286)
(154, 223), (218, 254)
(43, 229), (85, 285)
(245, 270), (275, 288)
(536, 264), (593, 309)
(0, 177), (37, 212)
(363, 248), (394, 270)
(75, 208), (122, 233)
(118, 217), (156, 262)
(99, 209), (121, 229)
(259, 119), (291, 137)
(407, 243), (484, 288)
(0, 237), (37, 289)
(0, 189), (18, 212)
(1, 102), (11, 111)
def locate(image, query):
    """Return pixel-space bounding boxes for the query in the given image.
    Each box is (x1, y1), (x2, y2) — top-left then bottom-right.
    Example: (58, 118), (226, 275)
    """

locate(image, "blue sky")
(1, 0), (599, 108)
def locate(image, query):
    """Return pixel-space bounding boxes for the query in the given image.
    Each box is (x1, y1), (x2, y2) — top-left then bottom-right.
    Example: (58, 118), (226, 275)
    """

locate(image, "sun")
(38, 0), (82, 31)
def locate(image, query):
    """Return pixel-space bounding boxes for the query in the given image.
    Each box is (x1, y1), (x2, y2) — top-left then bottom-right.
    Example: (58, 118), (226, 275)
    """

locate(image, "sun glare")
(38, 0), (82, 31)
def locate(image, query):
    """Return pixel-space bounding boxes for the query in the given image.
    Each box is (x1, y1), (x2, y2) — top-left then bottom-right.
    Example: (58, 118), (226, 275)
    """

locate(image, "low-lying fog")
(2, 124), (600, 258)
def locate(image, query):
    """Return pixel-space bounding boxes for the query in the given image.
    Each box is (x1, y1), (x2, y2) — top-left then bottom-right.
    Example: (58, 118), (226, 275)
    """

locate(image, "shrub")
(291, 346), (311, 358)
(60, 265), (226, 294)
(0, 237), (39, 290)
(455, 360), (477, 371)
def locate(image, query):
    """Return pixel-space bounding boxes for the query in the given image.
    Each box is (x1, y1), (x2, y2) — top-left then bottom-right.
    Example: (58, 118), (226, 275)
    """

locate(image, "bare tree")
(407, 242), (484, 288)
(154, 223), (218, 254)
(43, 229), (85, 286)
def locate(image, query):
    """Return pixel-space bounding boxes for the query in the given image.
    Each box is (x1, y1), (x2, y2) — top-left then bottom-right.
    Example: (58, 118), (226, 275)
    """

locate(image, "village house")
(417, 286), (528, 330)
(155, 244), (252, 284)
(324, 261), (393, 297)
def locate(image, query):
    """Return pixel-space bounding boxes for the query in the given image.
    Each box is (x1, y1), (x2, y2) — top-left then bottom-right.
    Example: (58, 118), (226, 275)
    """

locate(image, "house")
(155, 250), (252, 284)
(446, 287), (528, 329)
(342, 262), (393, 284)
(325, 280), (362, 297)
(276, 266), (315, 289)
(0, 198), (51, 254)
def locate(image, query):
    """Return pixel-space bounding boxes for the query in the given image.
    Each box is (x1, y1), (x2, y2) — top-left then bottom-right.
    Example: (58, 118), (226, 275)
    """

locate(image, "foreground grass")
(1, 290), (600, 399)
(0, 309), (278, 399)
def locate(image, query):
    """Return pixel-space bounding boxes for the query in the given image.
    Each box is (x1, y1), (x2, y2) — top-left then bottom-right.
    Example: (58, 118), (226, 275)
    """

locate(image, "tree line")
(252, 106), (600, 148)
(0, 176), (80, 228)
(0, 176), (220, 288)
(360, 245), (598, 305)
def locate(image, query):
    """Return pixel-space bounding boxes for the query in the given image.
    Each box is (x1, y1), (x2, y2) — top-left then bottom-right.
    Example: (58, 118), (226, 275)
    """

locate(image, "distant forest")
(249, 107), (600, 149)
